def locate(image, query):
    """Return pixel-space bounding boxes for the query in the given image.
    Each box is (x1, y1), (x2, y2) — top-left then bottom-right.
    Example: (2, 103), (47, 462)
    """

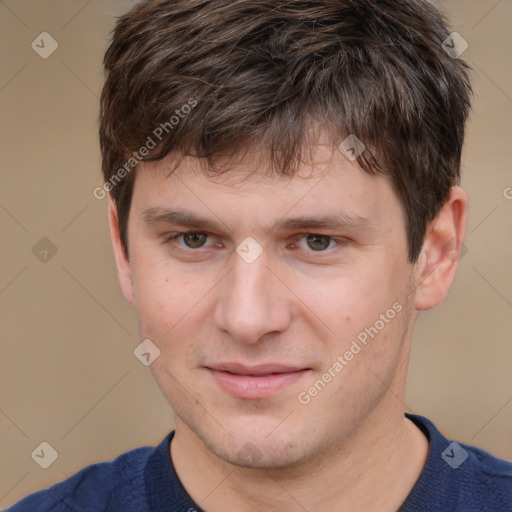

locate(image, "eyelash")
(162, 231), (348, 254)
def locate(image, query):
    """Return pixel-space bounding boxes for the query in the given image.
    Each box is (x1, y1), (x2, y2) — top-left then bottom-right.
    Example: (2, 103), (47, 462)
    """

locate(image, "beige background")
(0, 0), (511, 508)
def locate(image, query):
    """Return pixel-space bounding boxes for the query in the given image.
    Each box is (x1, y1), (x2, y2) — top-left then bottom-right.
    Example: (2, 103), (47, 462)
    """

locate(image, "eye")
(164, 231), (213, 249)
(294, 234), (344, 252)
(163, 231), (347, 254)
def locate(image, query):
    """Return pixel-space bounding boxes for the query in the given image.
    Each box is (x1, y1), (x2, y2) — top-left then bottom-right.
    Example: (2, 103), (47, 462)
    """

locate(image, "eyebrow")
(141, 207), (376, 235)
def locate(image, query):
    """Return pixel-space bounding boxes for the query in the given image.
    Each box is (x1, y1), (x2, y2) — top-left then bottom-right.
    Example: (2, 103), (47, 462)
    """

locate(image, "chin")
(193, 415), (317, 469)
(217, 437), (308, 470)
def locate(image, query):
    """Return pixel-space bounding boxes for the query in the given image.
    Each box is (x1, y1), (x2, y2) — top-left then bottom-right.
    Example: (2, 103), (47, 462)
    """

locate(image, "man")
(8, 0), (512, 510)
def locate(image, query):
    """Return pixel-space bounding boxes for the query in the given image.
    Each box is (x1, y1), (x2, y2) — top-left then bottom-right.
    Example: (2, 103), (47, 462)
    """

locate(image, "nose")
(213, 247), (292, 344)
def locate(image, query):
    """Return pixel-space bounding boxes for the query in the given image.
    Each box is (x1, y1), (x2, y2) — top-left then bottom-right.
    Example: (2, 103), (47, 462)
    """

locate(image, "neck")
(170, 400), (429, 512)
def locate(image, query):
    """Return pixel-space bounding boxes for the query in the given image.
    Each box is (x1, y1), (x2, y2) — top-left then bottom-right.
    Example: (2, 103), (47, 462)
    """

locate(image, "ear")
(108, 196), (134, 303)
(414, 186), (467, 311)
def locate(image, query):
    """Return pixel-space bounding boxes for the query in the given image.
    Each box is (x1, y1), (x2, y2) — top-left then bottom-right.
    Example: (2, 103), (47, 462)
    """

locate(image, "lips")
(208, 362), (307, 376)
(205, 363), (310, 399)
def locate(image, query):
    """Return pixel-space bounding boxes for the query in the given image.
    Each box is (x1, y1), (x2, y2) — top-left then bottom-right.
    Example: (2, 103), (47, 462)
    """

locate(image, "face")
(115, 140), (420, 469)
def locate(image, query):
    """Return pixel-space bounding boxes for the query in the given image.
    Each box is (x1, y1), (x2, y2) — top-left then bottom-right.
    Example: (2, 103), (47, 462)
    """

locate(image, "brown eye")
(182, 232), (208, 248)
(305, 234), (332, 251)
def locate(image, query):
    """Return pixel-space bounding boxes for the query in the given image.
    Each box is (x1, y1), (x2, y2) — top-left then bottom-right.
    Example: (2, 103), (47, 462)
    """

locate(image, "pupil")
(307, 234), (329, 251)
(185, 233), (206, 248)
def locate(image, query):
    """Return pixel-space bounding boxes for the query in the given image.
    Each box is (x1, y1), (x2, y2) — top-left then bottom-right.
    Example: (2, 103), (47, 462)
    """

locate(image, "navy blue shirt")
(7, 414), (512, 511)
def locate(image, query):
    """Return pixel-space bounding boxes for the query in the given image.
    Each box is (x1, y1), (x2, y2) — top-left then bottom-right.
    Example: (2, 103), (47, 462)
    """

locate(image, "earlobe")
(414, 186), (467, 311)
(108, 196), (134, 303)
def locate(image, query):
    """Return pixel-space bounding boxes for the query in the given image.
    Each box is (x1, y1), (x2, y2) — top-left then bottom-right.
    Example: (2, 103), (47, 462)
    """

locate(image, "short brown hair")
(99, 0), (472, 263)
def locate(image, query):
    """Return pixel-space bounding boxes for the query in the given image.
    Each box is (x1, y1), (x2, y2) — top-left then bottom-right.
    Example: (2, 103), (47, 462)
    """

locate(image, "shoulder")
(403, 414), (512, 511)
(5, 444), (156, 512)
(460, 440), (512, 497)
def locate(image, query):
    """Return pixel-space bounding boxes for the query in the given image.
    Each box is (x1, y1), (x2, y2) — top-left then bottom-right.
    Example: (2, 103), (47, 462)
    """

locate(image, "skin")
(109, 133), (467, 511)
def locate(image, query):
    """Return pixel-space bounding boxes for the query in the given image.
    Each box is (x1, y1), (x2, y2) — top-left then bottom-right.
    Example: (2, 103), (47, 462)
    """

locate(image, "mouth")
(204, 363), (311, 399)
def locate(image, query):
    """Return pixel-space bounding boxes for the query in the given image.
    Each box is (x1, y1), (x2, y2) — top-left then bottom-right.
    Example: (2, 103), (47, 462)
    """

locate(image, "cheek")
(131, 260), (190, 335)
(131, 259), (216, 361)
(300, 263), (396, 335)
(301, 263), (409, 382)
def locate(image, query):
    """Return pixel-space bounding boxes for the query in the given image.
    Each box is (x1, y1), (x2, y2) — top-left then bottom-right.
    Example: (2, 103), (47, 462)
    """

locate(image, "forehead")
(130, 142), (402, 235)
